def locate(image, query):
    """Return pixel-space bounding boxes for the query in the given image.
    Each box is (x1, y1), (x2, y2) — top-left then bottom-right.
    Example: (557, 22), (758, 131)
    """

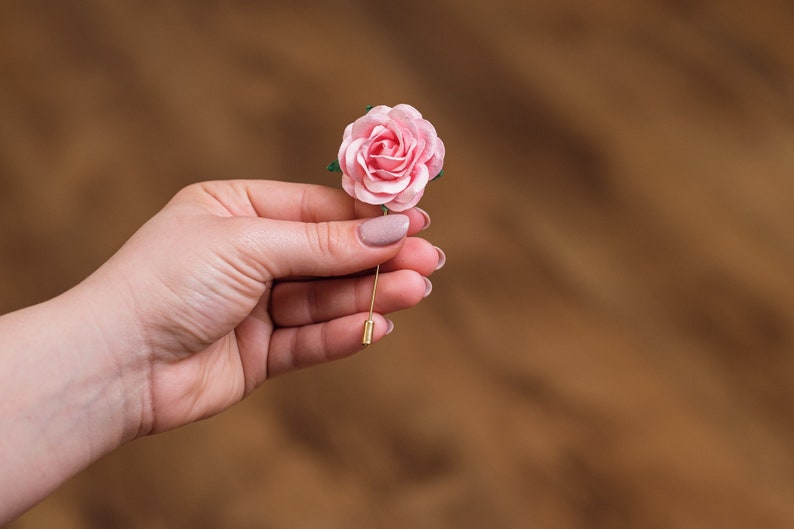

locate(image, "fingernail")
(423, 277), (433, 297)
(359, 214), (409, 247)
(415, 207), (432, 230)
(434, 247), (446, 270)
(385, 319), (395, 335)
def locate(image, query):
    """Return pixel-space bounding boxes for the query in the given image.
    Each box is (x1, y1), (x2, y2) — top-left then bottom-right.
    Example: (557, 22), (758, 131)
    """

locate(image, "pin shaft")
(362, 209), (388, 346)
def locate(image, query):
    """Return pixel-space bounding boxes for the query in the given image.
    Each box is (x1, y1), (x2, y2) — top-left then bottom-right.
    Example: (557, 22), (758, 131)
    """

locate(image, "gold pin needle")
(362, 208), (388, 346)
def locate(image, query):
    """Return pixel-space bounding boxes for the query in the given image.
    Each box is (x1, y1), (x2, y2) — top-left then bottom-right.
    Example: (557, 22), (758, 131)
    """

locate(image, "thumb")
(251, 213), (410, 279)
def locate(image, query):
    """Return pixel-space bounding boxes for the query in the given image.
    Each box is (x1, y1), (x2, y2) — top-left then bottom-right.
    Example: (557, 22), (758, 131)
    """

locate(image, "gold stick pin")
(362, 208), (388, 346)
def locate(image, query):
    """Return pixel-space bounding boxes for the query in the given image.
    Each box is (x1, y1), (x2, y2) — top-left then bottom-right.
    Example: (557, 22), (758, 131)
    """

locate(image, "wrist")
(68, 270), (153, 442)
(0, 280), (150, 522)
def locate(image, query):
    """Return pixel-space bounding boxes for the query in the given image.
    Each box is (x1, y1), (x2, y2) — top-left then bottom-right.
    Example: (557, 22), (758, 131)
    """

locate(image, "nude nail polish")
(359, 214), (409, 247)
(423, 277), (433, 297)
(434, 247), (446, 270)
(416, 207), (432, 230)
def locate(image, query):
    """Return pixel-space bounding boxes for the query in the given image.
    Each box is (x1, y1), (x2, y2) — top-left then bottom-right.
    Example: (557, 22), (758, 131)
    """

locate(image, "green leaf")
(431, 169), (443, 181)
(365, 105), (374, 113)
(327, 159), (342, 173)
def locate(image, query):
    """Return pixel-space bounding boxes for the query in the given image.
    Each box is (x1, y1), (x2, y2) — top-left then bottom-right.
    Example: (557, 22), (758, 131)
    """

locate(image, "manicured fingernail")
(434, 247), (446, 270)
(359, 214), (409, 247)
(385, 319), (395, 335)
(423, 277), (433, 297)
(415, 207), (432, 230)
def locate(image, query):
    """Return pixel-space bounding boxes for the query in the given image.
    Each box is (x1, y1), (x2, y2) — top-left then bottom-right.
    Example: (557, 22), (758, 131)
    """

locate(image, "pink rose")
(338, 104), (445, 212)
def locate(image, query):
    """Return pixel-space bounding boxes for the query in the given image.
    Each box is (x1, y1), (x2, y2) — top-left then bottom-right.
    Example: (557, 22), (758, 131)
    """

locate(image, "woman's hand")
(84, 180), (443, 435)
(0, 179), (444, 523)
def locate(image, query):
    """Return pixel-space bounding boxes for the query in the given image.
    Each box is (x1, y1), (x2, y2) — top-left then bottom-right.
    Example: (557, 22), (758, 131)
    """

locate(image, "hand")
(81, 180), (442, 436)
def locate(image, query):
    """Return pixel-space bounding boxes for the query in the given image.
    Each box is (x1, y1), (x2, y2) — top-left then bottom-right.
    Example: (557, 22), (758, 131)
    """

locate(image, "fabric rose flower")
(335, 104), (445, 212)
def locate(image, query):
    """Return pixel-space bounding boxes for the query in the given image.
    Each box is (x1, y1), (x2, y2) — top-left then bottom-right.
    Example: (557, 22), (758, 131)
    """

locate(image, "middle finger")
(270, 269), (430, 327)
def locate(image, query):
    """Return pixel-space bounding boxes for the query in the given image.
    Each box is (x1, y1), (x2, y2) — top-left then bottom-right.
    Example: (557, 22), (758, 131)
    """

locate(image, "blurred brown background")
(3, 0), (794, 527)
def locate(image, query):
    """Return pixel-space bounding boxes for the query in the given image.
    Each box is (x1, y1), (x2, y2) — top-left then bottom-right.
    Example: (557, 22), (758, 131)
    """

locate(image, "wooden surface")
(3, 1), (794, 527)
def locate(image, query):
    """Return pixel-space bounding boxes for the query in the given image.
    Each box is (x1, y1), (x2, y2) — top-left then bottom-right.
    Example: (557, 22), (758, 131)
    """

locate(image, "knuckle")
(304, 221), (344, 261)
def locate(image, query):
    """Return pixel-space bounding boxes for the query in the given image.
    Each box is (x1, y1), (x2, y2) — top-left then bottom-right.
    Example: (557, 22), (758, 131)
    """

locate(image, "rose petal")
(351, 113), (389, 140)
(371, 153), (405, 172)
(371, 137), (398, 158)
(385, 135), (418, 175)
(354, 182), (391, 205)
(411, 119), (439, 164)
(341, 173), (357, 197)
(366, 105), (392, 116)
(377, 164), (429, 210)
(342, 137), (370, 181)
(386, 188), (425, 211)
(390, 104), (423, 121)
(366, 172), (411, 194)
(405, 163), (430, 196)
(426, 137), (445, 178)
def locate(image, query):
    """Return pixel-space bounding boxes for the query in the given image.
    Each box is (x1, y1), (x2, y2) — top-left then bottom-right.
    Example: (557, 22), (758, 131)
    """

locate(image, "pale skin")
(0, 180), (443, 523)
